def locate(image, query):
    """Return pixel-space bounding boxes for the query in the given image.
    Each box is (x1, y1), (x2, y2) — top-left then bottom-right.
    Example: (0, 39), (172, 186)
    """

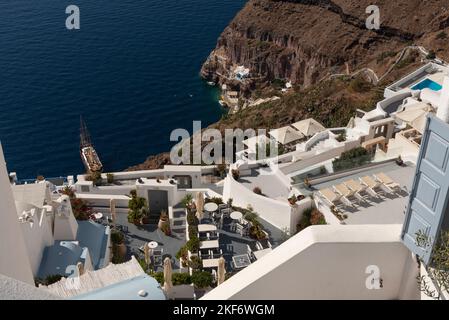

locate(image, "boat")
(80, 116), (103, 173)
(207, 81), (215, 86)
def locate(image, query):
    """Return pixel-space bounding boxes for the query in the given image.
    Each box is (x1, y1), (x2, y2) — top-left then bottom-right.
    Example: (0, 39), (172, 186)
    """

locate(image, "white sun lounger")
(333, 184), (357, 206)
(344, 179), (369, 202)
(374, 172), (401, 192)
(318, 188), (342, 206)
(359, 176), (383, 197)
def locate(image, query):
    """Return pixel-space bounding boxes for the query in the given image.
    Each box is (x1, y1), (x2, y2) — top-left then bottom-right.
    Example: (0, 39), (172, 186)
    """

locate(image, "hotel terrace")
(2, 61), (449, 299)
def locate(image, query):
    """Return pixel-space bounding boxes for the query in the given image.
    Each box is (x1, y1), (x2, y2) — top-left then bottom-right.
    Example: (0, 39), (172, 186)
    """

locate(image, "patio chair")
(218, 204), (228, 211)
(221, 208), (231, 217)
(344, 179), (370, 202)
(318, 188), (342, 207)
(359, 176), (384, 198)
(333, 184), (357, 206)
(374, 173), (402, 193)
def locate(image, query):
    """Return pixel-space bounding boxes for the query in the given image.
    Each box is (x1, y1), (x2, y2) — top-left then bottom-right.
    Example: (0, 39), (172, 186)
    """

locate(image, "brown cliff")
(201, 0), (449, 89)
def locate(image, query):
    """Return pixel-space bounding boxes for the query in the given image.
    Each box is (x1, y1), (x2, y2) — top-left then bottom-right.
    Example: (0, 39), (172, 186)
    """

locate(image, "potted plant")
(288, 195), (298, 206)
(253, 187), (262, 195)
(111, 229), (127, 260)
(141, 207), (151, 225)
(158, 210), (171, 235)
(396, 155), (404, 166)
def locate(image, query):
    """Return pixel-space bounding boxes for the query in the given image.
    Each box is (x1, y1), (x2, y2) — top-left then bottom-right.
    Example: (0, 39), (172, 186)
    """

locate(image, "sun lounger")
(374, 172), (401, 192)
(343, 179), (370, 202)
(333, 184), (356, 206)
(318, 188), (342, 206)
(359, 176), (383, 197)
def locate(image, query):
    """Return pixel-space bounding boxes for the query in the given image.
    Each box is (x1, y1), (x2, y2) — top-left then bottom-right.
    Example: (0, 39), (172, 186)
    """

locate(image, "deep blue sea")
(0, 0), (246, 178)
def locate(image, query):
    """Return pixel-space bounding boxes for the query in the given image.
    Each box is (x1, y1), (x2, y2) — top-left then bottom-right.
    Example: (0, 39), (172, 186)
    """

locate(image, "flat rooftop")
(239, 167), (290, 200)
(312, 161), (415, 225)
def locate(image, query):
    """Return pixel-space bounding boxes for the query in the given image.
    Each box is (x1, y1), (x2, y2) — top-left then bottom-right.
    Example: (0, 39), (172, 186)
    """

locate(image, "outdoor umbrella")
(110, 198), (116, 225)
(163, 257), (173, 298)
(144, 243), (151, 268)
(195, 192), (205, 221)
(217, 256), (226, 285)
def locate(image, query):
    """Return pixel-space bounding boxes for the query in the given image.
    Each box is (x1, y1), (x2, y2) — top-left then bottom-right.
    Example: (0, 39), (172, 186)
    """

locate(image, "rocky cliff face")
(201, 0), (449, 89)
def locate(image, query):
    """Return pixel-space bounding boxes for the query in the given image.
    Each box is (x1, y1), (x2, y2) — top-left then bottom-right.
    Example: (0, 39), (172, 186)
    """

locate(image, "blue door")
(401, 115), (449, 264)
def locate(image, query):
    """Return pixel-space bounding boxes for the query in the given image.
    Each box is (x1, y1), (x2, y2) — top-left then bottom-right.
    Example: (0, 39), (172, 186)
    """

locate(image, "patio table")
(204, 202), (219, 213)
(230, 211), (243, 220)
(199, 240), (219, 250)
(198, 224), (217, 233)
(202, 258), (220, 268)
(148, 241), (158, 249)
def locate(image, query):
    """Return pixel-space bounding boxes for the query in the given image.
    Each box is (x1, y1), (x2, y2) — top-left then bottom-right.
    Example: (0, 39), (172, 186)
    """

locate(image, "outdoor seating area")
(312, 161), (415, 225)
(190, 194), (278, 276)
(318, 172), (404, 208)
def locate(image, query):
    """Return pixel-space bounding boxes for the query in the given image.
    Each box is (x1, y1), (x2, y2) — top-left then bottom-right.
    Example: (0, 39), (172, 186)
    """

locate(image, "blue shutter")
(401, 115), (449, 265)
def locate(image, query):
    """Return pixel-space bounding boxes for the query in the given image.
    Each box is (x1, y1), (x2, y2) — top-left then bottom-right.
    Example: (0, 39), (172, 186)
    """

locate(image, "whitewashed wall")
(223, 174), (311, 232)
(202, 225), (420, 300)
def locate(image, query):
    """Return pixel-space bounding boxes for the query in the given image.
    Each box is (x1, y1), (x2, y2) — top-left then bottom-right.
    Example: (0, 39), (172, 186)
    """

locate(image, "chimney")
(437, 76), (449, 123)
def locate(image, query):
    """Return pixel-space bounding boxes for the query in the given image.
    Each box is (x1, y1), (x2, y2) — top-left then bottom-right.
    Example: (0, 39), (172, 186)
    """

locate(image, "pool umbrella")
(163, 257), (173, 298)
(217, 256), (226, 285)
(110, 198), (116, 225)
(144, 243), (151, 268)
(195, 192), (205, 221)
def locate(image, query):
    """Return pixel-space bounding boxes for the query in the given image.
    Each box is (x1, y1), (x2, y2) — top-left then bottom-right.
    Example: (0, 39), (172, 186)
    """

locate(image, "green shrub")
(349, 77), (371, 93)
(86, 171), (102, 186)
(176, 246), (188, 261)
(106, 173), (114, 184)
(181, 194), (193, 208)
(191, 271), (213, 288)
(426, 50), (436, 60)
(150, 271), (164, 285)
(332, 147), (371, 171)
(111, 229), (124, 244)
(188, 256), (202, 271)
(187, 211), (199, 226)
(172, 272), (191, 285)
(112, 245), (126, 264)
(186, 237), (200, 253)
(188, 225), (198, 239)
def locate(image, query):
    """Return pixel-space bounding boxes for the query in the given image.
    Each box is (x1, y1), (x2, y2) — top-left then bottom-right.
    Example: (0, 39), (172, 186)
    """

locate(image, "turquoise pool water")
(412, 78), (443, 91)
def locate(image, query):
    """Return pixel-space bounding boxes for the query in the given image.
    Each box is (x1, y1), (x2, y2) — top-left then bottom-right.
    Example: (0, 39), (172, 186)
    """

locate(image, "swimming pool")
(411, 78), (443, 91)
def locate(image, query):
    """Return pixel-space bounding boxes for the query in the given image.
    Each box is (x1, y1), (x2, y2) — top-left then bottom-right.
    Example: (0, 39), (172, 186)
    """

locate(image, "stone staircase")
(171, 205), (187, 240)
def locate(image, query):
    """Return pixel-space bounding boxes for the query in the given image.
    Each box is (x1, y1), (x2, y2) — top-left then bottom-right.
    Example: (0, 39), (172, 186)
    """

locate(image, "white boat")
(207, 81), (215, 86)
(218, 100), (226, 107)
